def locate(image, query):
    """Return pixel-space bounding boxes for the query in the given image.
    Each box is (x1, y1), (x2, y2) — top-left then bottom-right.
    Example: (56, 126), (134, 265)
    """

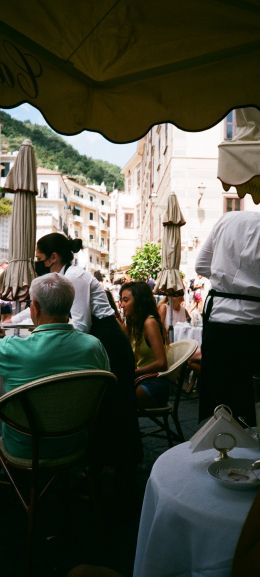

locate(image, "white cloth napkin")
(190, 405), (259, 452)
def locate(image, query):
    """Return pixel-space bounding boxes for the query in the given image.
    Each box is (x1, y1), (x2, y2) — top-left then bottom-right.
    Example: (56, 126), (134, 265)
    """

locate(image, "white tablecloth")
(133, 442), (260, 577)
(174, 322), (202, 346)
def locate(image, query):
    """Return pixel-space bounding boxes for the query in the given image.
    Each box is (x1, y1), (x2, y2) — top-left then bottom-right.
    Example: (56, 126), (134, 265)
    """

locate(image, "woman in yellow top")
(119, 281), (168, 408)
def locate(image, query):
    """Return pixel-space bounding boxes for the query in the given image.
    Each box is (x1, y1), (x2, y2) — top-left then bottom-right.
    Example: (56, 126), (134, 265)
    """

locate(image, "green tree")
(129, 242), (161, 281)
(0, 197), (12, 216)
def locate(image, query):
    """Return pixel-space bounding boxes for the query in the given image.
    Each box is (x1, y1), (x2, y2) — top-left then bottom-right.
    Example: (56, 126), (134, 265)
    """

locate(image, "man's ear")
(30, 299), (41, 323)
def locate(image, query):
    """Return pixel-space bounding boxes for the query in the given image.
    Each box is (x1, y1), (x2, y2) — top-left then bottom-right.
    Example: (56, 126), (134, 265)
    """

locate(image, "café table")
(173, 322), (202, 346)
(133, 441), (260, 577)
(2, 323), (34, 336)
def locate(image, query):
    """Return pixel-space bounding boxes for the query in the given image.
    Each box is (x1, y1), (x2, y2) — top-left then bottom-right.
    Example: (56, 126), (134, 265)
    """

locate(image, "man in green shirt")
(0, 272), (110, 457)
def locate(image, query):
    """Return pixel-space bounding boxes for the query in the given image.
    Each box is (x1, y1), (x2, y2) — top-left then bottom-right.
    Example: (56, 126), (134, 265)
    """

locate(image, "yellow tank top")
(131, 316), (167, 368)
(131, 332), (154, 368)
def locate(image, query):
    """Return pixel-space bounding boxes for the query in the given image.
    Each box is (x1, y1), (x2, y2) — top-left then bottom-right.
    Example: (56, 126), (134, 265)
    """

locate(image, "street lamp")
(197, 182), (206, 206)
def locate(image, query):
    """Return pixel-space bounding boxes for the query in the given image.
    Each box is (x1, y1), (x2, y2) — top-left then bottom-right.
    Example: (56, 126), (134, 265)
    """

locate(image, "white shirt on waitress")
(61, 265), (113, 333)
(10, 266), (114, 332)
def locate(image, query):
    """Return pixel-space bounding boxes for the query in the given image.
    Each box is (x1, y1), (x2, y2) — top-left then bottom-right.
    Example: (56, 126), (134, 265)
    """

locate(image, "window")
(1, 162), (10, 177)
(89, 195), (93, 202)
(74, 188), (80, 196)
(74, 230), (79, 238)
(101, 199), (105, 206)
(224, 111), (236, 140)
(89, 255), (93, 263)
(223, 195), (244, 212)
(89, 212), (93, 220)
(73, 206), (81, 216)
(40, 182), (48, 198)
(124, 213), (134, 228)
(100, 237), (104, 247)
(89, 234), (94, 241)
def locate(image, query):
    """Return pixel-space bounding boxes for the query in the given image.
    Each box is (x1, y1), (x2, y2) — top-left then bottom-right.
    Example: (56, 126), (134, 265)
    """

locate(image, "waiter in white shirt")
(195, 210), (260, 425)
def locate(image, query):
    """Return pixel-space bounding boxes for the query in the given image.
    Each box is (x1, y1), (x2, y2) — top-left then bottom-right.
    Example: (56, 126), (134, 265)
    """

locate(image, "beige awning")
(1, 1), (260, 142)
(0, 139), (38, 301)
(154, 194), (186, 295)
(218, 108), (260, 204)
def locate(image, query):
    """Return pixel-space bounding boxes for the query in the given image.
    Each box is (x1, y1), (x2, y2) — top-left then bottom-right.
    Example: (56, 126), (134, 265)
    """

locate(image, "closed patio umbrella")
(0, 139), (37, 302)
(154, 193), (186, 342)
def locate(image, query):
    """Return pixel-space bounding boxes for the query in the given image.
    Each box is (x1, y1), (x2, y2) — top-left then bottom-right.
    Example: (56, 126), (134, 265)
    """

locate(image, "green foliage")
(0, 111), (124, 192)
(0, 197), (12, 216)
(129, 243), (161, 281)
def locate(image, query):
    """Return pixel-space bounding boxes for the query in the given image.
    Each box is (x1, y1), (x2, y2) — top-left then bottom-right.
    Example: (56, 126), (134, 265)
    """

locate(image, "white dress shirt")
(62, 265), (114, 333)
(195, 211), (260, 324)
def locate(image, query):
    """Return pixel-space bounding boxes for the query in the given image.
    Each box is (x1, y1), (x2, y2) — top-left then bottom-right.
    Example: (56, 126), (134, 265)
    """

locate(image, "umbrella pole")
(168, 296), (174, 343)
(14, 301), (21, 336)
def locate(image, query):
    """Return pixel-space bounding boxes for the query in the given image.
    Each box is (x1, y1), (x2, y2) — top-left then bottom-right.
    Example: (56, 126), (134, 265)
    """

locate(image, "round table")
(133, 442), (260, 577)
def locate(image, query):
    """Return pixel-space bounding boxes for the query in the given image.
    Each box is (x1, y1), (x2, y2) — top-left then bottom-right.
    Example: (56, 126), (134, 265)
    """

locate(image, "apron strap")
(203, 288), (260, 324)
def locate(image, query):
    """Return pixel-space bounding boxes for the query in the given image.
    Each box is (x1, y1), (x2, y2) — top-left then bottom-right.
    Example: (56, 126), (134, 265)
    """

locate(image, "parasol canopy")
(0, 138), (38, 301)
(154, 193), (186, 296)
(1, 1), (260, 143)
(218, 108), (260, 205)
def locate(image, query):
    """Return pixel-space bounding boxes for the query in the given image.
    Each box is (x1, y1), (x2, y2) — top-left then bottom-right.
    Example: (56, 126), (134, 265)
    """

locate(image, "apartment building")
(110, 147), (142, 273)
(0, 151), (16, 260)
(63, 177), (110, 276)
(36, 167), (69, 240)
(0, 156), (111, 277)
(122, 118), (260, 280)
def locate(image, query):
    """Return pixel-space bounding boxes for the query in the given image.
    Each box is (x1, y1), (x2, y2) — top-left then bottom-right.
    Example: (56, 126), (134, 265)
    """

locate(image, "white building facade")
(0, 151), (17, 261)
(122, 119), (260, 280)
(63, 177), (110, 276)
(110, 149), (142, 275)
(0, 157), (111, 277)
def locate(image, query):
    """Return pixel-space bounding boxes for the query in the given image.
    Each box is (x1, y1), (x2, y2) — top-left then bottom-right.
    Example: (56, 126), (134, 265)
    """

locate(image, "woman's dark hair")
(37, 233), (83, 265)
(119, 281), (164, 345)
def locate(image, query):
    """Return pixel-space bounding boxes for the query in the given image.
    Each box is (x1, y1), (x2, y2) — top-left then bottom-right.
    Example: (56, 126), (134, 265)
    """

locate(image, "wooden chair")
(0, 369), (117, 576)
(138, 340), (198, 446)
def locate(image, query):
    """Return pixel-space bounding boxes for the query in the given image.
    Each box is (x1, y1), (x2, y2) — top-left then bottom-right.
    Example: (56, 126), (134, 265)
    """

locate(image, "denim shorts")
(138, 376), (169, 405)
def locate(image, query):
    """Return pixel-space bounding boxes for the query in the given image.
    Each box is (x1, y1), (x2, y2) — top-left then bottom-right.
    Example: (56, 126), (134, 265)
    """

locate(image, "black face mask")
(34, 260), (51, 276)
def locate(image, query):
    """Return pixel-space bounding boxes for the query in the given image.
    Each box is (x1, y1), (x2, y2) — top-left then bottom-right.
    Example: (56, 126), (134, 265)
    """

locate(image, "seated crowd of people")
(0, 209), (259, 576)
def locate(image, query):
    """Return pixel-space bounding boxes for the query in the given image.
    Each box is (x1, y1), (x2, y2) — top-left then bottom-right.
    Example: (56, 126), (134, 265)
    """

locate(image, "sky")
(1, 104), (137, 168)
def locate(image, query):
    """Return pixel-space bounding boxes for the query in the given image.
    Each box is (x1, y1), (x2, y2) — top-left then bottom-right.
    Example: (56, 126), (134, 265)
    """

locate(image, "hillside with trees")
(0, 110), (124, 192)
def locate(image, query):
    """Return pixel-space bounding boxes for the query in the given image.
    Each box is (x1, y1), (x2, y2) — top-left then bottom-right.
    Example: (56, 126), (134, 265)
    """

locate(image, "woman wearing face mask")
(35, 234), (114, 332)
(35, 233), (143, 473)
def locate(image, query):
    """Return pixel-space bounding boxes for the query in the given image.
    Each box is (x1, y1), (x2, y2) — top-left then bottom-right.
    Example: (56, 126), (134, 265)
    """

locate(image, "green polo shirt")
(0, 323), (110, 458)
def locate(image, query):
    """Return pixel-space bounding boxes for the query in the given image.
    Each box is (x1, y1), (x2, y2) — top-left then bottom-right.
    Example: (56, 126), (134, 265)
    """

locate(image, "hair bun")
(70, 238), (83, 253)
